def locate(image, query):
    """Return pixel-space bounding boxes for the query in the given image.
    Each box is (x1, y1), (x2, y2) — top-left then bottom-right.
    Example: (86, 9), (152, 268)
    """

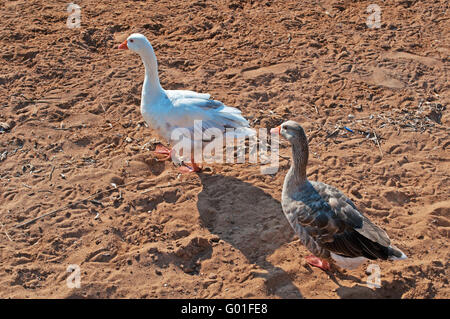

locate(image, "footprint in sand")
(358, 67), (405, 89)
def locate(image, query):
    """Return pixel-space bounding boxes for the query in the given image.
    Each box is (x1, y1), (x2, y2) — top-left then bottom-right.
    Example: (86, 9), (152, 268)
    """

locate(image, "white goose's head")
(118, 33), (161, 88)
(118, 33), (152, 54)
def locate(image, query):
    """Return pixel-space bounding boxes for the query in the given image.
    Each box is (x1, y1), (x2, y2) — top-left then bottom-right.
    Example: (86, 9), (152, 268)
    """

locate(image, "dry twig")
(1, 221), (13, 242)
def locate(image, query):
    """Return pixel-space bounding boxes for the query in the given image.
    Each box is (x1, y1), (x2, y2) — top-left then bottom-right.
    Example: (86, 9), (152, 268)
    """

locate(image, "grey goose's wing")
(290, 181), (392, 260)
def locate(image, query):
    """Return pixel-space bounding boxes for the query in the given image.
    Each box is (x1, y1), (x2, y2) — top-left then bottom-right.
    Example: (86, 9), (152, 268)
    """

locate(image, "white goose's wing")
(164, 90), (253, 140)
(165, 89), (210, 100)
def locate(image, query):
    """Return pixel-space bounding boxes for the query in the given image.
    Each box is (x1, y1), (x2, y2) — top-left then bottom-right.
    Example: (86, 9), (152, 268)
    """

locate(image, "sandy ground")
(0, 0), (449, 298)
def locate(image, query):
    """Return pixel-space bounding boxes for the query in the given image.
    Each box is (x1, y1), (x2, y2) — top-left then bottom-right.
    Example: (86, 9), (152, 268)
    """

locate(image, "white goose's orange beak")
(270, 126), (281, 134)
(118, 40), (128, 50)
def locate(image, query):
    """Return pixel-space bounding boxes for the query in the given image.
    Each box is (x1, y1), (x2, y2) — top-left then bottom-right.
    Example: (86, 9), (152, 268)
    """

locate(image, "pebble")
(0, 151), (7, 162)
(0, 122), (10, 132)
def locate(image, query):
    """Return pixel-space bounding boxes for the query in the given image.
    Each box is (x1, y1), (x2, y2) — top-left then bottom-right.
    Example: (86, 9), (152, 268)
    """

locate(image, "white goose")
(272, 120), (407, 271)
(118, 33), (253, 172)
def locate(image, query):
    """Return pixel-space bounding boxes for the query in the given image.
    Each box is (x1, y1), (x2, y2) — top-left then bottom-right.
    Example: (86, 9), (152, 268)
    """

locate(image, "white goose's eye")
(129, 39), (134, 43)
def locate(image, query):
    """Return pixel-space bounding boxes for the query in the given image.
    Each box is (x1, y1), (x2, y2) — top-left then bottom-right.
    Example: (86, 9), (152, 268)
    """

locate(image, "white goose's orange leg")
(154, 144), (173, 161)
(178, 149), (202, 173)
(178, 160), (202, 173)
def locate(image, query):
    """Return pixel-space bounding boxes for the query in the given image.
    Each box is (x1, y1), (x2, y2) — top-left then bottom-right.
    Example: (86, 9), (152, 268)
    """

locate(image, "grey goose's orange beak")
(270, 126), (281, 134)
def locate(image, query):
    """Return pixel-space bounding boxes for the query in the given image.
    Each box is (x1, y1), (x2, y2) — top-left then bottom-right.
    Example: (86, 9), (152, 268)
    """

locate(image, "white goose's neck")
(140, 45), (164, 104)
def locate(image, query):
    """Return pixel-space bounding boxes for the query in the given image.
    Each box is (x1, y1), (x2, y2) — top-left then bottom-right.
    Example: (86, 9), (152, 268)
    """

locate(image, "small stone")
(0, 151), (7, 162)
(109, 176), (124, 185)
(386, 179), (396, 187)
(432, 260), (443, 268)
(0, 122), (11, 132)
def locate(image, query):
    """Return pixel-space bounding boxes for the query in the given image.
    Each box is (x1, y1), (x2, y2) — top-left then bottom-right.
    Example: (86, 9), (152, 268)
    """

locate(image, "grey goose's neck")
(283, 139), (309, 197)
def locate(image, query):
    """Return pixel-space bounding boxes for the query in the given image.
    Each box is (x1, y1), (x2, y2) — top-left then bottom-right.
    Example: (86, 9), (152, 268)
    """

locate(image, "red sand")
(0, 0), (448, 298)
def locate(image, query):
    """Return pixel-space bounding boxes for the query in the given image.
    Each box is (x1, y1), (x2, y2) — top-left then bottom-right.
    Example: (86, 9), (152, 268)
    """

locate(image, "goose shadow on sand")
(196, 172), (304, 298)
(196, 172), (412, 299)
